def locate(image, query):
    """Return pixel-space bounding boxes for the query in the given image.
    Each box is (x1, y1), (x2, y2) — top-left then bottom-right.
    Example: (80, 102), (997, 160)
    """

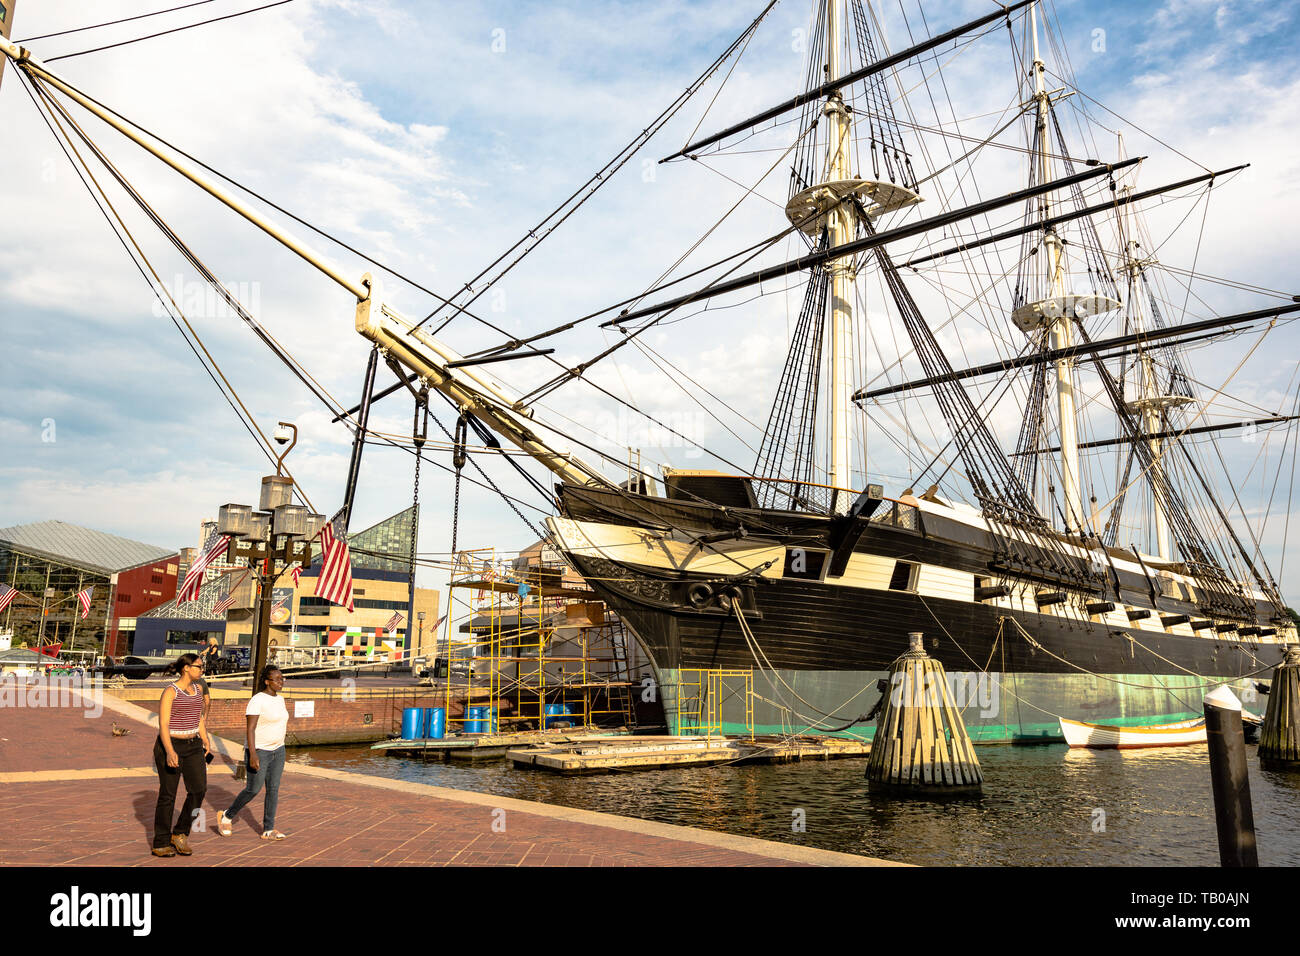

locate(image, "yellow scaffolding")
(441, 548), (637, 735)
(677, 668), (754, 739)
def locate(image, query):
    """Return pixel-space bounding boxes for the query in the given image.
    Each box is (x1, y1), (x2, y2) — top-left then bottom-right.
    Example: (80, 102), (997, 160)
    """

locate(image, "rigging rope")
(46, 0), (302, 62)
(17, 0), (219, 42)
(17, 68), (315, 510)
(413, 0), (779, 338)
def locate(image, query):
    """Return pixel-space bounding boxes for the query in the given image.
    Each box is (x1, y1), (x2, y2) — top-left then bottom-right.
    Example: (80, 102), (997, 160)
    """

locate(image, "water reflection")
(291, 742), (1300, 866)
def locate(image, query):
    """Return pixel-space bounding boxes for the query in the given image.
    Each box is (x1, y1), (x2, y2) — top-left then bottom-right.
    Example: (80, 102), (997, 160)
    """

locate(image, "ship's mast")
(1128, 244), (1172, 559)
(825, 0), (855, 512)
(1117, 174), (1190, 561)
(1030, 3), (1085, 534)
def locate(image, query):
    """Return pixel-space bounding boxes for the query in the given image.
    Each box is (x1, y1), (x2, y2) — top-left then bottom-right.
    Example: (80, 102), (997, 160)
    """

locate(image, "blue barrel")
(464, 705), (485, 734)
(400, 707), (424, 740)
(486, 706), (498, 733)
(544, 704), (571, 728)
(426, 707), (446, 740)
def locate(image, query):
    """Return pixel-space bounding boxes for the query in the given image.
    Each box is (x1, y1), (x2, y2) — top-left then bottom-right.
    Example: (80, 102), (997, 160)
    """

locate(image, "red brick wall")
(107, 556), (179, 656)
(139, 691), (497, 746)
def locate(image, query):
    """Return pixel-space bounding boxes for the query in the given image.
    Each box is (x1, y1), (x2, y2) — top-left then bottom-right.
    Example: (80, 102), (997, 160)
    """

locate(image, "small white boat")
(1059, 716), (1207, 749)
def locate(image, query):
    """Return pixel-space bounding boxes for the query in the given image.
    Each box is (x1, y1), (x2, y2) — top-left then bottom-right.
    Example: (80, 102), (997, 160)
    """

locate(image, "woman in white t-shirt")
(216, 665), (290, 840)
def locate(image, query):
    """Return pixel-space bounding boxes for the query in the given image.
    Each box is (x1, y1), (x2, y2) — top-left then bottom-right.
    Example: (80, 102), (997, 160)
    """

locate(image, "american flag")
(212, 569), (249, 616)
(290, 563), (303, 587)
(179, 532), (230, 603)
(313, 514), (354, 613)
(384, 611), (403, 634)
(0, 584), (19, 614)
(76, 587), (94, 619)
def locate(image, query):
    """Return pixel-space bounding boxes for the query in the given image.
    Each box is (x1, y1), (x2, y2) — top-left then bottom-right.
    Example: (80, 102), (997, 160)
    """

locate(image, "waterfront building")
(133, 508), (438, 662)
(0, 520), (179, 656)
(133, 572), (229, 656)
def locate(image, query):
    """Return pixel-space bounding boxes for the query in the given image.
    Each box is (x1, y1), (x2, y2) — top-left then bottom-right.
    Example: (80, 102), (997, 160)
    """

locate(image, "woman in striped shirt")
(151, 653), (211, 857)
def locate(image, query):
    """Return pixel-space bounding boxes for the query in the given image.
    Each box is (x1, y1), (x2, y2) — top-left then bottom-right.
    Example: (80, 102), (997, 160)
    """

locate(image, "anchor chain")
(408, 386), (429, 620)
(450, 412), (468, 555)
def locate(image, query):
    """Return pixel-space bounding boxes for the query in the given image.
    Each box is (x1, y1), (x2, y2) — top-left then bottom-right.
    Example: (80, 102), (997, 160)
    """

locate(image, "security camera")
(273, 424), (293, 445)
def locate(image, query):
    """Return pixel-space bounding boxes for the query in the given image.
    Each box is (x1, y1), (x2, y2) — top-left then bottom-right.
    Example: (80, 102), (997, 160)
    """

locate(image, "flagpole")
(4, 558), (17, 637)
(70, 572), (82, 651)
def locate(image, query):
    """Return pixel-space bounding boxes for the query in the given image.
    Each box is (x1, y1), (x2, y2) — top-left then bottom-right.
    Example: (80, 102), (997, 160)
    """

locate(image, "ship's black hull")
(553, 483), (1288, 741)
(568, 552), (1274, 676)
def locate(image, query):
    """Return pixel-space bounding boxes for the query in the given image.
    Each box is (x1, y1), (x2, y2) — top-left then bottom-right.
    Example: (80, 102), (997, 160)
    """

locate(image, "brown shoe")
(170, 833), (193, 856)
(151, 846), (177, 858)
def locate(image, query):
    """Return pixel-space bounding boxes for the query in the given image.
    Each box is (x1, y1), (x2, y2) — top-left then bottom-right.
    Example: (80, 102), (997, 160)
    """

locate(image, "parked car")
(418, 657), (471, 679)
(94, 655), (174, 679)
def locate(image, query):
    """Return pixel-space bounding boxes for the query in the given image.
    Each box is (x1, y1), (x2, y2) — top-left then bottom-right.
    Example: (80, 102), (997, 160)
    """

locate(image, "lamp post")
(417, 610), (426, 663)
(216, 422), (324, 686)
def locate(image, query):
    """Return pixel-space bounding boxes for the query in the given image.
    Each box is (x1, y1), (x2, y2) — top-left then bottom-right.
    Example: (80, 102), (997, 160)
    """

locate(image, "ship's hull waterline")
(548, 487), (1291, 744)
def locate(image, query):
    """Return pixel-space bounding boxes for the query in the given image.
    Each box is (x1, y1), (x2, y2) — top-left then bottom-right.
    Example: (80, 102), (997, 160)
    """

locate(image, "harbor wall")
(129, 689), (504, 745)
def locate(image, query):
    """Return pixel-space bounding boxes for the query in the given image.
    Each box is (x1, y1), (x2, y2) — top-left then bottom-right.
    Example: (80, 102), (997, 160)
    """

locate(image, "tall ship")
(540, 0), (1299, 739)
(4, 1), (1296, 741)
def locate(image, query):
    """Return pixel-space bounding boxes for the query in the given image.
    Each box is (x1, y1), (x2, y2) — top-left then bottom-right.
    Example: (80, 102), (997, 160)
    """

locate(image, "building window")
(167, 630), (221, 645)
(301, 595), (408, 611)
(889, 561), (918, 592)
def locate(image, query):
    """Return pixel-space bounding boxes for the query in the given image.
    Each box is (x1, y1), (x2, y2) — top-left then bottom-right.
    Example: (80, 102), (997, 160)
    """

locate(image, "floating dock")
(508, 734), (871, 774)
(371, 728), (628, 761)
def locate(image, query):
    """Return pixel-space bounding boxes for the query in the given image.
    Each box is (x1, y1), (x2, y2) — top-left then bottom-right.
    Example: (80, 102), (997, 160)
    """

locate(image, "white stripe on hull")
(546, 514), (1295, 647)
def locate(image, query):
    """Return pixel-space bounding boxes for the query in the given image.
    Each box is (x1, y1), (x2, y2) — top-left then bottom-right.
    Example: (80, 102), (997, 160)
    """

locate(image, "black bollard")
(1204, 685), (1258, 867)
(1259, 644), (1300, 770)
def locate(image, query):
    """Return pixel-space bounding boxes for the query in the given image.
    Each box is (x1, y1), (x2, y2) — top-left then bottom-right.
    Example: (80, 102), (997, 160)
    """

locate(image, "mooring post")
(1204, 685), (1258, 867)
(1258, 643), (1300, 771)
(865, 631), (982, 796)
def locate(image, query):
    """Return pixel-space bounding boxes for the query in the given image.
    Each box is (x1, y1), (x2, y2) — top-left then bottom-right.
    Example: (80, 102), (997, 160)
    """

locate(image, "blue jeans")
(225, 746), (286, 830)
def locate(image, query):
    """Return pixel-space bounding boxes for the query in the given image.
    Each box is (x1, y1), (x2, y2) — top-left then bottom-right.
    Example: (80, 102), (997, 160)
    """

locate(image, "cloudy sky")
(1, 0), (1296, 601)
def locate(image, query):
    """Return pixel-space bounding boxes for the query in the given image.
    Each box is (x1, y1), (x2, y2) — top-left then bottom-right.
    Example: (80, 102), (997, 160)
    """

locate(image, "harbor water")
(293, 741), (1300, 865)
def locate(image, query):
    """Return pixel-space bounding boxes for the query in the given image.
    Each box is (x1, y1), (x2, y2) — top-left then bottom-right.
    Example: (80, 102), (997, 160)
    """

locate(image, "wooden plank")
(919, 665), (936, 786)
(933, 703), (954, 786)
(899, 662), (918, 786)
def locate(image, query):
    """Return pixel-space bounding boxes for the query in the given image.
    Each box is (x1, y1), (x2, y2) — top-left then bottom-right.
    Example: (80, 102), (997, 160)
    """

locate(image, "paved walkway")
(0, 685), (898, 867)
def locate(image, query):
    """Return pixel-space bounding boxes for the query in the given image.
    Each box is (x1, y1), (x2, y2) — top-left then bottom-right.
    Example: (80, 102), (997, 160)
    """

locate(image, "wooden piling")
(1204, 685), (1258, 867)
(865, 632), (982, 796)
(1259, 644), (1300, 770)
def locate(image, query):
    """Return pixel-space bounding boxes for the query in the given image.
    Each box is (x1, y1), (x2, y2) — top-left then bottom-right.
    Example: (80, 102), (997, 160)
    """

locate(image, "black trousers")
(153, 736), (207, 848)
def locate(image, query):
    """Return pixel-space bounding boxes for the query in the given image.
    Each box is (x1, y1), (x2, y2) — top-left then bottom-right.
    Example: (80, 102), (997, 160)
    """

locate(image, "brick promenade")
(0, 686), (897, 867)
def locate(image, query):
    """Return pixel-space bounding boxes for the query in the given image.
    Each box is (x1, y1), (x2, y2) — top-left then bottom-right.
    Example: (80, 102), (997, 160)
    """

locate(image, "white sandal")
(260, 829), (287, 840)
(216, 812), (232, 837)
